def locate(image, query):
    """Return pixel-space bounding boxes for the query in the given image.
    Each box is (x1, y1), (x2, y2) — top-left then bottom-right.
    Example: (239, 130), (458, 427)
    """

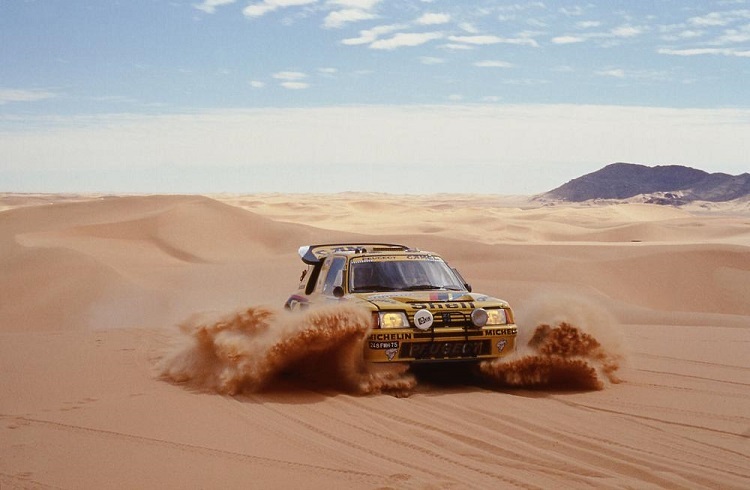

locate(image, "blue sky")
(1, 0), (749, 194)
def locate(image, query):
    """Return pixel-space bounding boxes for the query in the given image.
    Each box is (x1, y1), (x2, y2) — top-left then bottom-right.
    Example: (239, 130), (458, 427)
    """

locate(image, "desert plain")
(0, 192), (748, 489)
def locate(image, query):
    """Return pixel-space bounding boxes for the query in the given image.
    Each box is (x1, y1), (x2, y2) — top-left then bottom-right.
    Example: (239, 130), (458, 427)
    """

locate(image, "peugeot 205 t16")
(285, 243), (518, 364)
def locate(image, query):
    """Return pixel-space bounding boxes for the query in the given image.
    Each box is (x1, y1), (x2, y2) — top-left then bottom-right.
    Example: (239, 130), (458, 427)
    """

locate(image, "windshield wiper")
(397, 285), (445, 291)
(351, 284), (391, 292)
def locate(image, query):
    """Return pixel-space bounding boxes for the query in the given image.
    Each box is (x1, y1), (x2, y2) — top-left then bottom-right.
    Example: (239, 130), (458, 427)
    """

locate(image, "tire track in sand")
(259, 398), (539, 490)
(337, 395), (602, 486)
(0, 414), (388, 487)
(353, 395), (748, 490)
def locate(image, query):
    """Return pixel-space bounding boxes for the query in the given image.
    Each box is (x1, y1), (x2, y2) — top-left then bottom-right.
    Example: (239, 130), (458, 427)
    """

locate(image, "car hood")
(351, 291), (508, 311)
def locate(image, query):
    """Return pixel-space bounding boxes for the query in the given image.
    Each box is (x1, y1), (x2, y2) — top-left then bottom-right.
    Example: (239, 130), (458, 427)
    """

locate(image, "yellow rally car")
(284, 243), (518, 363)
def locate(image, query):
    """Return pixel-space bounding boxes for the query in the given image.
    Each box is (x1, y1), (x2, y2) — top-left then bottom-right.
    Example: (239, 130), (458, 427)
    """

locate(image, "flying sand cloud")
(158, 304), (622, 396)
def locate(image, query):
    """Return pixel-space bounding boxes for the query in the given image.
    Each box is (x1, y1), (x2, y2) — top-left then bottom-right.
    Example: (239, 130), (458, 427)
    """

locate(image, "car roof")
(298, 243), (420, 265)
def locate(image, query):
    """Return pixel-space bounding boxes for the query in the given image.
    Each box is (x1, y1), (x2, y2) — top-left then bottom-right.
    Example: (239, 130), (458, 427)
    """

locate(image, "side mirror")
(452, 267), (471, 292)
(333, 286), (345, 298)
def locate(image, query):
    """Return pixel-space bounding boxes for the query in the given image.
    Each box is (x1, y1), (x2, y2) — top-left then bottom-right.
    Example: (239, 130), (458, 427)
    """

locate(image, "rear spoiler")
(298, 243), (415, 265)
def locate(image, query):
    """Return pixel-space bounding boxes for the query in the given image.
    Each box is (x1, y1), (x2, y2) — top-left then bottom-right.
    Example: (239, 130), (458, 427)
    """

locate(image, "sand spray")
(159, 296), (623, 396)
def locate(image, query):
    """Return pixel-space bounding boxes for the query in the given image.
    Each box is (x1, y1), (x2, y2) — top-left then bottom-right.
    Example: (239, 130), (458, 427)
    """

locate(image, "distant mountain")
(543, 163), (750, 204)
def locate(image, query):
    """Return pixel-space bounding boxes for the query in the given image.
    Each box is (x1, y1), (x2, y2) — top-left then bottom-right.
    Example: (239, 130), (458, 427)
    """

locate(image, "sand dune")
(1, 193), (748, 489)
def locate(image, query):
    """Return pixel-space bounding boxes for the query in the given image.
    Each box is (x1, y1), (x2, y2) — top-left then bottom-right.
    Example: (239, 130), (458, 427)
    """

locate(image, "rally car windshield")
(349, 259), (466, 293)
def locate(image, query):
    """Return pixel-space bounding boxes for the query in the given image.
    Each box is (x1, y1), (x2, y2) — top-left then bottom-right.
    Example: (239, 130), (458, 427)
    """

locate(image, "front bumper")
(364, 326), (517, 362)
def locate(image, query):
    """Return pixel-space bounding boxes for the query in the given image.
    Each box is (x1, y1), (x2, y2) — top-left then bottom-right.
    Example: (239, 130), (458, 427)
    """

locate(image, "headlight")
(486, 308), (508, 325)
(379, 311), (409, 328)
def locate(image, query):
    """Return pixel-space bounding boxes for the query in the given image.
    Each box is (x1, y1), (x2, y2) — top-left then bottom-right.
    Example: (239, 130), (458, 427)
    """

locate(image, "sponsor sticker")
(414, 309), (434, 330)
(484, 328), (517, 336)
(370, 332), (412, 341)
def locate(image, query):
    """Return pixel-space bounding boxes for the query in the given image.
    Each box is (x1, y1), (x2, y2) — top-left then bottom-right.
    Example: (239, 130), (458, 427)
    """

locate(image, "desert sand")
(1, 192), (748, 489)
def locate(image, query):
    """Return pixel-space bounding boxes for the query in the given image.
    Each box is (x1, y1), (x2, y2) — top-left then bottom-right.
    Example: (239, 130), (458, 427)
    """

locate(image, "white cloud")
(341, 24), (402, 45)
(420, 56), (445, 65)
(511, 36), (538, 47)
(474, 60), (514, 68)
(243, 0), (317, 18)
(244, 3), (276, 17)
(689, 11), (732, 26)
(559, 6), (585, 17)
(611, 25), (644, 38)
(502, 78), (550, 86)
(595, 68), (670, 81)
(438, 43), (474, 51)
(458, 22), (479, 34)
(249, 80), (266, 88)
(194, 0), (236, 14)
(318, 67), (338, 74)
(327, 0), (380, 8)
(280, 81), (310, 89)
(0, 88), (57, 104)
(369, 32), (443, 50)
(448, 35), (538, 47)
(596, 68), (626, 78)
(663, 29), (705, 40)
(324, 8), (376, 28)
(711, 24), (750, 45)
(415, 12), (451, 25)
(576, 21), (601, 29)
(498, 2), (546, 14)
(271, 71), (311, 88)
(552, 35), (586, 44)
(658, 47), (750, 57)
(272, 71), (308, 80)
(552, 24), (647, 46)
(448, 35), (503, 45)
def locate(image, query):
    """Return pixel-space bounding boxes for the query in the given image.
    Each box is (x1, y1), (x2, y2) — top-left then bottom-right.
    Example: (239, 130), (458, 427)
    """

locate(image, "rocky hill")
(543, 163), (750, 204)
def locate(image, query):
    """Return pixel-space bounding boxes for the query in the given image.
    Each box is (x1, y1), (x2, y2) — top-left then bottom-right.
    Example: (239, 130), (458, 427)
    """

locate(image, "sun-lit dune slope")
(0, 195), (351, 331)
(226, 193), (750, 326)
(3, 192), (748, 330)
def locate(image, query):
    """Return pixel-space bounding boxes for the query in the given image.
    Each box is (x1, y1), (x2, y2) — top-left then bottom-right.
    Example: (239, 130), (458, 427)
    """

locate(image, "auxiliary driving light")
(471, 308), (488, 327)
